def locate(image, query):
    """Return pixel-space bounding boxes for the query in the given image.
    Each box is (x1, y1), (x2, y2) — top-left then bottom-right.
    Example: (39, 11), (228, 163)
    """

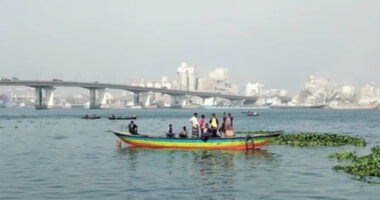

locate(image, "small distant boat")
(108, 115), (137, 120)
(247, 112), (259, 116)
(112, 130), (283, 150)
(82, 115), (101, 120)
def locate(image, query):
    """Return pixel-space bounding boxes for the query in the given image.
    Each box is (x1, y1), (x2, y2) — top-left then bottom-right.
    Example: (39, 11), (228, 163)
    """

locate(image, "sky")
(0, 0), (379, 95)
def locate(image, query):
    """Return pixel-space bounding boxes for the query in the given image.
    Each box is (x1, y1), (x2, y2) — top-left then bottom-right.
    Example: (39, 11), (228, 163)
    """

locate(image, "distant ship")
(200, 105), (270, 109)
(200, 105), (245, 109)
(270, 105), (312, 109)
(328, 104), (379, 110)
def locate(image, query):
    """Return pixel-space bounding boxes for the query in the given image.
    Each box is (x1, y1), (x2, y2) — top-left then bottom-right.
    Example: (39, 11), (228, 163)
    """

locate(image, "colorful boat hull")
(112, 131), (282, 150)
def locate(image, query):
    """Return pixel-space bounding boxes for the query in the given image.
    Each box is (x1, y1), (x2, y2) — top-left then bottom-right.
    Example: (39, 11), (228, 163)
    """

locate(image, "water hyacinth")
(272, 133), (366, 147)
(328, 150), (357, 160)
(331, 146), (380, 177)
(235, 131), (366, 147)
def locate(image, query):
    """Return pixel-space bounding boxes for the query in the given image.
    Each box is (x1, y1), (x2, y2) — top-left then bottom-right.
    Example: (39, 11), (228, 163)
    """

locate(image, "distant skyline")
(1, 0), (379, 95)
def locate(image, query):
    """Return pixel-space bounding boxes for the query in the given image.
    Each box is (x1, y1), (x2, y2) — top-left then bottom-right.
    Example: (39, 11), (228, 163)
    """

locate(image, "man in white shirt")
(189, 113), (199, 138)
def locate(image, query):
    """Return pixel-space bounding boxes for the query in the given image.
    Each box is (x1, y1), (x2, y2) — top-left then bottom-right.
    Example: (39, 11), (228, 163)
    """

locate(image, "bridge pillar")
(200, 97), (217, 106)
(133, 92), (140, 106)
(96, 88), (107, 108)
(88, 88), (109, 109)
(34, 87), (55, 109)
(45, 88), (55, 108)
(206, 97), (217, 106)
(170, 95), (187, 108)
(200, 97), (205, 105)
(35, 87), (43, 109)
(231, 99), (244, 107)
(89, 89), (98, 109)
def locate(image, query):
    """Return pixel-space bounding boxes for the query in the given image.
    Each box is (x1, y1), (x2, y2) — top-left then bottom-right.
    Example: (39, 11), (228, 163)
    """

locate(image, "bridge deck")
(0, 80), (257, 101)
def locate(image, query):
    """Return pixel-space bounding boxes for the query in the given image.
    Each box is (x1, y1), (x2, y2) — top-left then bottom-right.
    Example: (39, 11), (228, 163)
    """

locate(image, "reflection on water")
(191, 150), (235, 175)
(114, 147), (277, 200)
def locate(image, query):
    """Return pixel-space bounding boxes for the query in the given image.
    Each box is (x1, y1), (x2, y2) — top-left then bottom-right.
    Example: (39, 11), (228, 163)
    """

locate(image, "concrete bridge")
(0, 80), (260, 109)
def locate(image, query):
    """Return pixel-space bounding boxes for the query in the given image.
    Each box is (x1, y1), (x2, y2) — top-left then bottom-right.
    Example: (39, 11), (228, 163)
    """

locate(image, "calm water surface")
(0, 108), (379, 199)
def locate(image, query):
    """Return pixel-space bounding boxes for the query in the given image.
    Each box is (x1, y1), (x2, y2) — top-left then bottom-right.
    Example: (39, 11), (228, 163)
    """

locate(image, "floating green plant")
(328, 150), (357, 160)
(331, 146), (380, 177)
(273, 133), (366, 147)
(235, 131), (366, 147)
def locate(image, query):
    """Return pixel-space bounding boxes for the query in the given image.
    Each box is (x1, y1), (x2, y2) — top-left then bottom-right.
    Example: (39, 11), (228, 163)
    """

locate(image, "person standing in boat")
(225, 113), (234, 137)
(166, 124), (175, 138)
(128, 121), (138, 135)
(189, 113), (199, 138)
(219, 112), (227, 137)
(201, 123), (212, 140)
(199, 115), (205, 135)
(209, 113), (219, 137)
(178, 126), (188, 138)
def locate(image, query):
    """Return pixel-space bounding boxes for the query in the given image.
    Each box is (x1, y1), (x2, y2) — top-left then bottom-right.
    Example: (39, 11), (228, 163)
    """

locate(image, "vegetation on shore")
(329, 146), (380, 177)
(235, 131), (366, 147)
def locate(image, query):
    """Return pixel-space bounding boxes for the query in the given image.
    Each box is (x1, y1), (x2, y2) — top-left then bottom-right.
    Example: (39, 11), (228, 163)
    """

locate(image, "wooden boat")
(112, 130), (283, 150)
(82, 115), (101, 119)
(108, 116), (137, 120)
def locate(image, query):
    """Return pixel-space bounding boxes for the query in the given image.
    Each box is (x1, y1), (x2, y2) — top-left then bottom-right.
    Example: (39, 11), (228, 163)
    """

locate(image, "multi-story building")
(294, 75), (357, 105)
(295, 75), (336, 105)
(198, 68), (238, 95)
(245, 83), (264, 97)
(358, 83), (380, 105)
(263, 89), (288, 97)
(176, 62), (197, 91)
(197, 77), (214, 91)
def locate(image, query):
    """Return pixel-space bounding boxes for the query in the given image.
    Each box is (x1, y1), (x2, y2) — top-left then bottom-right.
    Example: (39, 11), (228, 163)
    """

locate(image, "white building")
(263, 89), (288, 97)
(335, 83), (356, 102)
(197, 77), (214, 91)
(295, 75), (358, 105)
(176, 62), (197, 91)
(245, 83), (264, 96)
(161, 76), (173, 89)
(198, 68), (238, 95)
(209, 68), (227, 80)
(358, 83), (380, 105)
(296, 75), (336, 105)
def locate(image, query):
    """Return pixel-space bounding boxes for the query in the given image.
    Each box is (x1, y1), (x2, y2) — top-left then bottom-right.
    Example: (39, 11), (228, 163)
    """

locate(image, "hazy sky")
(0, 0), (379, 94)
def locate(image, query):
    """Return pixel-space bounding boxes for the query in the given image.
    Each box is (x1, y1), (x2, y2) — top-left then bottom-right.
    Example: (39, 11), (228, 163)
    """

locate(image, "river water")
(0, 108), (379, 199)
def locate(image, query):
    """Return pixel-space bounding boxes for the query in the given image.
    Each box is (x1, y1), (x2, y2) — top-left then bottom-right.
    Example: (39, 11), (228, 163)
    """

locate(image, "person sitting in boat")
(84, 114), (89, 119)
(111, 114), (115, 119)
(178, 126), (188, 138)
(209, 113), (219, 137)
(128, 121), (138, 135)
(166, 124), (175, 138)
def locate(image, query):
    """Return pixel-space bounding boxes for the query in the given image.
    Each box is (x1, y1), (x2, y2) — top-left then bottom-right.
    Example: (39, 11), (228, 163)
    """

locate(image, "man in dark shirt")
(128, 121), (138, 135)
(166, 124), (175, 138)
